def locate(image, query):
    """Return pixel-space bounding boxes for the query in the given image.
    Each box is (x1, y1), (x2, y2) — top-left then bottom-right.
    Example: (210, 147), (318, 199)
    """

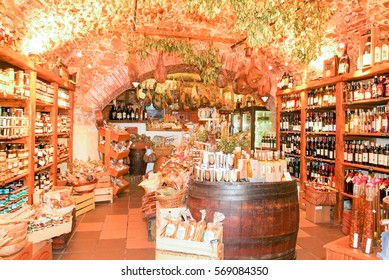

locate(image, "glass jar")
(361, 183), (375, 254)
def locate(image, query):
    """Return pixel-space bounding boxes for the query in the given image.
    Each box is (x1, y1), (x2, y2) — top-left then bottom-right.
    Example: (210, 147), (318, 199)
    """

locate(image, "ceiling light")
(339, 42), (345, 49)
(86, 64), (92, 69)
(76, 50), (82, 58)
(132, 81), (140, 88)
(268, 65), (273, 70)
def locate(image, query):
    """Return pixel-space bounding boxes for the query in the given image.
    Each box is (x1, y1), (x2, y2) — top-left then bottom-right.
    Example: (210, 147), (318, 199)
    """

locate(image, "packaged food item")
(202, 212), (225, 242)
(163, 217), (180, 238)
(193, 210), (207, 241)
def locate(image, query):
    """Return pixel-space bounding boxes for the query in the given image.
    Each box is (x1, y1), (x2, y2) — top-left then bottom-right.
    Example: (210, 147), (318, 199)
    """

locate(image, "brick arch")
(87, 53), (240, 111)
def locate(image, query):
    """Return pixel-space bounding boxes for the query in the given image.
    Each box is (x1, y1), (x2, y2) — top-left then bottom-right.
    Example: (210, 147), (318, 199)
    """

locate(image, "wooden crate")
(28, 218), (73, 244)
(71, 192), (95, 217)
(94, 185), (114, 203)
(32, 240), (52, 260)
(94, 171), (113, 203)
(2, 242), (32, 260)
(156, 237), (224, 260)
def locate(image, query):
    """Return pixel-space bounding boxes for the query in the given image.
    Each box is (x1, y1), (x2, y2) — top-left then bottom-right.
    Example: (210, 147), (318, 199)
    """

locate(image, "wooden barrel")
(129, 148), (147, 175)
(187, 180), (299, 260)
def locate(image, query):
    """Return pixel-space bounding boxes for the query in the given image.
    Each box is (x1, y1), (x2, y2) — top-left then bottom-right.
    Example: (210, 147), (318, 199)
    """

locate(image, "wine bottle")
(338, 44), (350, 75)
(142, 106), (148, 120)
(362, 36), (372, 67)
(382, 33), (389, 62)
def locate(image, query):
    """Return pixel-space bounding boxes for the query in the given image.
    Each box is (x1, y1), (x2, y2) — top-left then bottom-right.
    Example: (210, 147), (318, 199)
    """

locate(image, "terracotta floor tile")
(100, 229), (127, 239)
(126, 248), (156, 260)
(103, 221), (127, 230)
(126, 237), (155, 249)
(127, 227), (148, 237)
(295, 249), (320, 260)
(297, 229), (310, 238)
(95, 238), (127, 251)
(297, 236), (326, 250)
(80, 215), (106, 223)
(76, 222), (104, 232)
(105, 214), (128, 223)
(93, 249), (126, 260)
(65, 239), (98, 252)
(127, 221), (148, 229)
(60, 251), (93, 260)
(128, 209), (143, 216)
(71, 231), (101, 241)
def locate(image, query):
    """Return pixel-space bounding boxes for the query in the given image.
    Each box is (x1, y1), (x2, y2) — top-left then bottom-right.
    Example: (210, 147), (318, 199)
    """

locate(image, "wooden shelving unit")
(98, 128), (130, 195)
(276, 61), (389, 224)
(0, 45), (74, 210)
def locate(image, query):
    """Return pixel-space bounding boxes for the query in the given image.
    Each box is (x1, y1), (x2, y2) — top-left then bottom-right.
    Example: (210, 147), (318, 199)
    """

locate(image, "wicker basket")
(156, 188), (186, 208)
(153, 146), (174, 158)
(305, 177), (337, 206)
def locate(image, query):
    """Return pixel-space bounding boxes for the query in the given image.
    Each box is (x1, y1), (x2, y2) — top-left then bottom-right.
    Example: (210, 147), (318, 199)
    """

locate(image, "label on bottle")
(338, 63), (346, 75)
(382, 44), (389, 61)
(375, 46), (381, 63)
(363, 53), (371, 67)
(365, 238), (372, 254)
(353, 233), (359, 248)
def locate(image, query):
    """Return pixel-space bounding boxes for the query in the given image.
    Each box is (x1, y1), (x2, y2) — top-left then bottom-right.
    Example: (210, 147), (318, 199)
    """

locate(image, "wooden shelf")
(342, 96), (389, 107)
(110, 166), (129, 177)
(0, 45), (35, 70)
(98, 144), (130, 160)
(280, 108), (301, 113)
(344, 132), (389, 138)
(306, 105), (336, 111)
(146, 128), (183, 131)
(343, 162), (389, 173)
(98, 128), (130, 142)
(340, 191), (353, 198)
(108, 120), (148, 123)
(306, 131), (336, 136)
(57, 132), (70, 138)
(278, 62), (389, 96)
(35, 133), (54, 139)
(35, 163), (54, 173)
(284, 153), (301, 158)
(0, 172), (29, 185)
(58, 156), (69, 163)
(305, 156), (335, 164)
(280, 130), (300, 134)
(0, 135), (28, 142)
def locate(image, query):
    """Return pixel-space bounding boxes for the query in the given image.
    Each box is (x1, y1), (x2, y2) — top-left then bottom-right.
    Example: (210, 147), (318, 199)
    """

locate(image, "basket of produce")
(156, 187), (187, 208)
(70, 178), (98, 194)
(305, 177), (337, 206)
(155, 160), (188, 208)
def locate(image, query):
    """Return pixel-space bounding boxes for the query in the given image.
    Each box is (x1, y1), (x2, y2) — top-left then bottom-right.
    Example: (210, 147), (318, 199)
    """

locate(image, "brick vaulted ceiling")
(2, 0), (389, 115)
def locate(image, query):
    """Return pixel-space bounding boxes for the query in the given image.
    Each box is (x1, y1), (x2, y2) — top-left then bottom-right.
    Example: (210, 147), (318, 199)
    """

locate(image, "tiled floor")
(53, 177), (346, 260)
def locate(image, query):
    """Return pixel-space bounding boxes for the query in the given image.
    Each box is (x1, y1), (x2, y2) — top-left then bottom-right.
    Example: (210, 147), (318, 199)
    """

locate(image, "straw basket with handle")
(155, 161), (187, 208)
(305, 176), (338, 206)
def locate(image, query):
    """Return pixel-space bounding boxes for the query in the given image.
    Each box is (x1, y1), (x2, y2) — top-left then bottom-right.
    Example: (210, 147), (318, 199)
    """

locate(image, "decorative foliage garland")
(128, 36), (222, 84)
(185, 0), (332, 64)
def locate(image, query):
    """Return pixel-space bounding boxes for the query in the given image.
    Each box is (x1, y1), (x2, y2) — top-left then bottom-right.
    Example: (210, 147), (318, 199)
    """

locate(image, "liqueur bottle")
(362, 36), (372, 67)
(338, 44), (350, 75)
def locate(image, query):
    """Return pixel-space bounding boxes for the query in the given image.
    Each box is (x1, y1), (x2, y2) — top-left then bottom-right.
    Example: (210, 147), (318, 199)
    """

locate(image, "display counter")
(187, 179), (299, 260)
(324, 236), (380, 260)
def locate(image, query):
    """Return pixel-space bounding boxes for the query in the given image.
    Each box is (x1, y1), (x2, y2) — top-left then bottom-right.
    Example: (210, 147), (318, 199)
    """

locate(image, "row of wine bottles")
(344, 140), (389, 168)
(343, 75), (389, 103)
(109, 102), (148, 121)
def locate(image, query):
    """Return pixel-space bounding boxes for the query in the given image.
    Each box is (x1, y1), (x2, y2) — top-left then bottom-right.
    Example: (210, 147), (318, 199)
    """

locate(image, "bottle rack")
(277, 61), (389, 224)
(0, 45), (74, 212)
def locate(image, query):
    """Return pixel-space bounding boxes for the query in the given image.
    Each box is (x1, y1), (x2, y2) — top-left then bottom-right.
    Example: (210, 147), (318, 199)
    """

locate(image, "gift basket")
(305, 176), (337, 206)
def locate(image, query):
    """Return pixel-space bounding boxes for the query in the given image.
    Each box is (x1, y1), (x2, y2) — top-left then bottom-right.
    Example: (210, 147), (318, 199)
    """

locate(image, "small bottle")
(338, 44), (350, 75)
(362, 36), (372, 67)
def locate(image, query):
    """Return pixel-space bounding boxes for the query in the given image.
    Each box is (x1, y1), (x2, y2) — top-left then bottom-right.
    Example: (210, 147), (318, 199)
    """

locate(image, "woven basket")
(156, 188), (186, 208)
(305, 177), (337, 206)
(153, 146), (174, 158)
